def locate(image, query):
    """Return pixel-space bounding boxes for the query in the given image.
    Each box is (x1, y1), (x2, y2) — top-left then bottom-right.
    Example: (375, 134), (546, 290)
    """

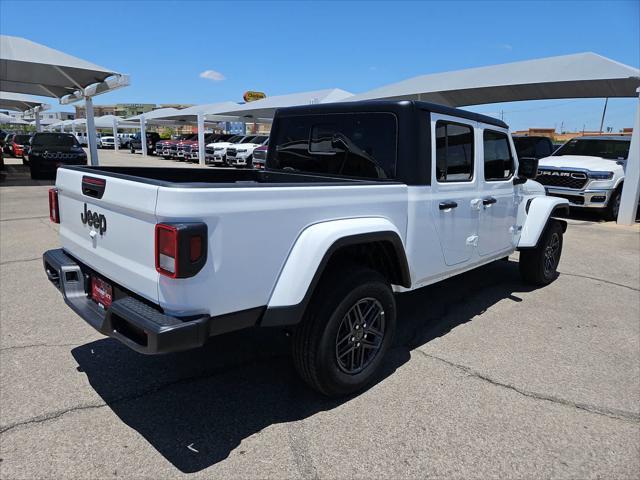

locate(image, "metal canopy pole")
(197, 112), (205, 166)
(617, 88), (640, 224)
(85, 96), (98, 165)
(112, 116), (119, 152)
(34, 109), (41, 132)
(140, 114), (147, 156)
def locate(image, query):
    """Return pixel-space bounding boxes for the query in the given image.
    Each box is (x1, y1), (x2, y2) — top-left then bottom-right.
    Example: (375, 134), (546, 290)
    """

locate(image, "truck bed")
(62, 166), (398, 187)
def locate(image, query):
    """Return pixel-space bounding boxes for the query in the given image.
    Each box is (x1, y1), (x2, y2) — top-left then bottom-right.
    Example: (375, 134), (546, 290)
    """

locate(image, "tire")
(293, 266), (396, 397)
(30, 165), (41, 180)
(519, 220), (563, 286)
(604, 186), (622, 221)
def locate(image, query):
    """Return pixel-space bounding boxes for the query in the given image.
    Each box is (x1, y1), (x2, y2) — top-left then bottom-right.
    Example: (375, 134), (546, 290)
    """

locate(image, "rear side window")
(483, 130), (514, 181)
(270, 113), (397, 180)
(435, 121), (474, 182)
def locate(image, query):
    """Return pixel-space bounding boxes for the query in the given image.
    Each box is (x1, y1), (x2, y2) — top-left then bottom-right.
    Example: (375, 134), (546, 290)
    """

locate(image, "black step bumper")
(43, 249), (260, 354)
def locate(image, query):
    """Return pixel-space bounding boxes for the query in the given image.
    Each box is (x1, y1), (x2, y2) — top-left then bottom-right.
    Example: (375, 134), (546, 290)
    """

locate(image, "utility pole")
(599, 97), (609, 134)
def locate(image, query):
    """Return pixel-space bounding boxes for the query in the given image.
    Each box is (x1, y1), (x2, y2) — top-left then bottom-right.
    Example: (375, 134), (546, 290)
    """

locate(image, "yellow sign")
(243, 91), (266, 103)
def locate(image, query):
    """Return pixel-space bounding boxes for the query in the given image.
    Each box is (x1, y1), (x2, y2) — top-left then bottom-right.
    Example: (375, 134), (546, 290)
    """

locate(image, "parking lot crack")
(0, 256), (42, 266)
(0, 215), (50, 222)
(0, 342), (85, 352)
(558, 271), (639, 292)
(414, 350), (640, 423)
(0, 402), (109, 435)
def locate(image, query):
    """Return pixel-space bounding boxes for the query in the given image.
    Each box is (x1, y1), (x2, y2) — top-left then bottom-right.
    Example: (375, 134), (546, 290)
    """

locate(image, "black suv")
(27, 133), (87, 179)
(130, 132), (161, 155)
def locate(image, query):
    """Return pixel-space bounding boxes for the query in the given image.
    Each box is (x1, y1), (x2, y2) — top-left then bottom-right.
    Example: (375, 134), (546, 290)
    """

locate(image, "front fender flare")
(518, 196), (569, 249)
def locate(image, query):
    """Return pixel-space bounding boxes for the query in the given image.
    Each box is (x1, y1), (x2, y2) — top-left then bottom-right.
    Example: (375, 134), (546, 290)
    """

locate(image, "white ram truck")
(226, 135), (269, 168)
(43, 100), (568, 396)
(535, 135), (631, 220)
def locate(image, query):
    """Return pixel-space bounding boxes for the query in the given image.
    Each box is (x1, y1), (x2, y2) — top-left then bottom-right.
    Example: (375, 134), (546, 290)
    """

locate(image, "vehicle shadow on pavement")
(71, 259), (537, 473)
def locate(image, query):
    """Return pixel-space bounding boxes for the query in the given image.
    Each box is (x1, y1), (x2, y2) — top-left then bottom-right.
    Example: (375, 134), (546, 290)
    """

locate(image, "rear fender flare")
(261, 217), (409, 327)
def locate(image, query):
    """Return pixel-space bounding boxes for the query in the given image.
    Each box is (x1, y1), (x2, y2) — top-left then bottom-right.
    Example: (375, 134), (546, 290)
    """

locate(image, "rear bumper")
(43, 249), (261, 354)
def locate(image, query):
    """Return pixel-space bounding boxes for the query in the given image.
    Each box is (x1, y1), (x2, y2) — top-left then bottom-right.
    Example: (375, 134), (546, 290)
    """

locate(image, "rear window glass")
(270, 113), (397, 180)
(31, 133), (79, 147)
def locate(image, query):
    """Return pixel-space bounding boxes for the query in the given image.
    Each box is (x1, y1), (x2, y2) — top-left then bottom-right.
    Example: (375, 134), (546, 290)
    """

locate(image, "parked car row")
(151, 133), (269, 168)
(204, 134), (269, 168)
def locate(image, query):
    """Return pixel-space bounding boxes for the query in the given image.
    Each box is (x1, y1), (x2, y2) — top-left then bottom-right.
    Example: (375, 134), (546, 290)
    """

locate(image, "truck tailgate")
(55, 168), (159, 303)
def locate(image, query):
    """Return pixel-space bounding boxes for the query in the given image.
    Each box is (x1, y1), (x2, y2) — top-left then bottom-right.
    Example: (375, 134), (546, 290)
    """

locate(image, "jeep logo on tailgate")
(81, 203), (107, 234)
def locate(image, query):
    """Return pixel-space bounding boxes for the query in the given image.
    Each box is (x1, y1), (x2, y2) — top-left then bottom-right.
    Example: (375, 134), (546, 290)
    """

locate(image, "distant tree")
(159, 126), (176, 139)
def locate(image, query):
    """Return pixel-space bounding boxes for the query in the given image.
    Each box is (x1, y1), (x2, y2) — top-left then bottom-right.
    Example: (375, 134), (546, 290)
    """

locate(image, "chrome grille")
(536, 169), (588, 189)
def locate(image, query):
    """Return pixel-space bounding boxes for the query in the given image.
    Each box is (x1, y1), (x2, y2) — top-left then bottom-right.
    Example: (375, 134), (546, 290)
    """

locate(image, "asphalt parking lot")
(1, 152), (639, 479)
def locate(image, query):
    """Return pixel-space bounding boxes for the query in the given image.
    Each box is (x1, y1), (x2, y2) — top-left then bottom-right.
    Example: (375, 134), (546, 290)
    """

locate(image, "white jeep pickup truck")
(536, 135), (631, 220)
(43, 100), (568, 396)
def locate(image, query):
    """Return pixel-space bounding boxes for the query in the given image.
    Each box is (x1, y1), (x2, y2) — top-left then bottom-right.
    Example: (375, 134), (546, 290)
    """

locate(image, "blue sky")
(1, 0), (638, 131)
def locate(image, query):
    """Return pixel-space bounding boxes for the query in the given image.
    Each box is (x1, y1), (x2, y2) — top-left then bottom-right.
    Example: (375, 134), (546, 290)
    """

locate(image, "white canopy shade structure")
(124, 108), (184, 153)
(71, 115), (138, 151)
(217, 88), (354, 120)
(1, 91), (51, 132)
(347, 52), (640, 224)
(0, 112), (29, 125)
(150, 102), (241, 163)
(0, 91), (50, 112)
(347, 52), (639, 104)
(0, 35), (129, 164)
(125, 107), (181, 123)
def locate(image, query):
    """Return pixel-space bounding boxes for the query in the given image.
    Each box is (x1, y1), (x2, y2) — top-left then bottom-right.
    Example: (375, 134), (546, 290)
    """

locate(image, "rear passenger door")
(430, 114), (479, 266)
(477, 126), (517, 256)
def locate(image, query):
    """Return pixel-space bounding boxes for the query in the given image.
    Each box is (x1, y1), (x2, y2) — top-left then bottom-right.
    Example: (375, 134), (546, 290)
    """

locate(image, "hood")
(207, 142), (233, 148)
(538, 155), (623, 172)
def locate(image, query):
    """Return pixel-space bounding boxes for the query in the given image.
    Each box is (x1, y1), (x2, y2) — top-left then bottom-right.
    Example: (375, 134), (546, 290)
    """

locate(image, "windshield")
(14, 135), (31, 144)
(552, 138), (630, 160)
(31, 133), (80, 147)
(240, 136), (257, 143)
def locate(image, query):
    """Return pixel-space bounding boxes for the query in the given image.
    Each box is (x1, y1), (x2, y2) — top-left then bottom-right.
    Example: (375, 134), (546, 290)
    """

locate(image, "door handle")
(439, 201), (458, 210)
(482, 197), (497, 206)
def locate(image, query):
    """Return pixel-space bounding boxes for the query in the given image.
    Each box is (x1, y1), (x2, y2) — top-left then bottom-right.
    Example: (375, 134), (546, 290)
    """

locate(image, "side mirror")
(513, 156), (539, 185)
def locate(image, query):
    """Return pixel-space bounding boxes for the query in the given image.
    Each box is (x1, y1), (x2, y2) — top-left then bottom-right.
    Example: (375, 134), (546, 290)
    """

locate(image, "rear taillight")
(155, 223), (207, 278)
(48, 188), (60, 223)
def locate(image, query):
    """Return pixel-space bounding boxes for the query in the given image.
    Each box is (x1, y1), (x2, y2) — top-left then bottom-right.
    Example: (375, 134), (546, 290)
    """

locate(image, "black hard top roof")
(275, 99), (509, 129)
